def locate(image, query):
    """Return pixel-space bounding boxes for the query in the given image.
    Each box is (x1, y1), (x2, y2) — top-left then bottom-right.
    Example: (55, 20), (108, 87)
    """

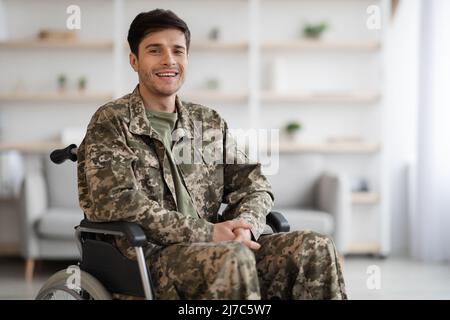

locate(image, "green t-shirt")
(145, 108), (199, 220)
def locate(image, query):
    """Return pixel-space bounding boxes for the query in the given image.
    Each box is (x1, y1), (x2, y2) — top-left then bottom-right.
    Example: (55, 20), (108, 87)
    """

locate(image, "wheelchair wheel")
(35, 269), (112, 300)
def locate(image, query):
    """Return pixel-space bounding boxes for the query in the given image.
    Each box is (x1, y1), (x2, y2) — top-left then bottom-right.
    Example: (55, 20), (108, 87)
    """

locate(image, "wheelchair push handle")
(50, 144), (78, 164)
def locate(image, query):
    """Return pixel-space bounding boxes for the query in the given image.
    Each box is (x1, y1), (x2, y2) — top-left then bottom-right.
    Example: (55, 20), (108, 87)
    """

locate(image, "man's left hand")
(233, 228), (261, 251)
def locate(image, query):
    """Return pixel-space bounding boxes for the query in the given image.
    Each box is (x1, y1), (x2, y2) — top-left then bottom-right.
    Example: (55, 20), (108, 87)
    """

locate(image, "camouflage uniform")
(77, 86), (347, 300)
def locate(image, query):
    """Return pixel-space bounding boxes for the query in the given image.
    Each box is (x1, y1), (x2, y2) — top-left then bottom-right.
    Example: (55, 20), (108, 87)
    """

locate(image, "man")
(77, 9), (347, 300)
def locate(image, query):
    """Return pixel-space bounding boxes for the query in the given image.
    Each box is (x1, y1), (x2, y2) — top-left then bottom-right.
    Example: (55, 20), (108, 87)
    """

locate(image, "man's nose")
(161, 51), (176, 66)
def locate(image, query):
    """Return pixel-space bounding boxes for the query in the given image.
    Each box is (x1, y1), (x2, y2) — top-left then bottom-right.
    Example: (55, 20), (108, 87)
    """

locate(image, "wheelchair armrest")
(266, 211), (290, 233)
(78, 219), (147, 247)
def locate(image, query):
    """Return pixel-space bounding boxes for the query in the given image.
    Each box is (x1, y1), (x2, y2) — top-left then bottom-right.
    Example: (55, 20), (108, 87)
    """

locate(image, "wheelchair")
(35, 144), (290, 300)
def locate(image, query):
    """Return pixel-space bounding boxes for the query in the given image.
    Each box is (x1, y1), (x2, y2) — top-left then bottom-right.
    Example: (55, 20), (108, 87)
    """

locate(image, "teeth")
(156, 73), (177, 77)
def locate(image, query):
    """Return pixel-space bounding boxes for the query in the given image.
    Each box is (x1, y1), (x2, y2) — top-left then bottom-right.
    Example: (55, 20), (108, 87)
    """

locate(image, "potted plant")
(206, 78), (219, 90)
(57, 74), (67, 92)
(302, 21), (329, 39)
(284, 121), (302, 142)
(208, 27), (220, 41)
(78, 76), (87, 93)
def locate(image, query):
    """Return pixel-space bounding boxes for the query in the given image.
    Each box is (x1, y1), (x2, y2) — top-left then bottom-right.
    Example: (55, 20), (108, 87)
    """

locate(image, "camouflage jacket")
(77, 86), (274, 256)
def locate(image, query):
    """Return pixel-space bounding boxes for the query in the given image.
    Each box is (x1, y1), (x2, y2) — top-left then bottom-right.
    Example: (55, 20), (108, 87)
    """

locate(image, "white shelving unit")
(255, 0), (390, 256)
(0, 0), (391, 256)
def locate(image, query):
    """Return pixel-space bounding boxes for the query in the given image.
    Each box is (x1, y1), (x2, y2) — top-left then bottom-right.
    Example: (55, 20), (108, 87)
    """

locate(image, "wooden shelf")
(0, 92), (113, 103)
(352, 192), (380, 205)
(0, 39), (113, 49)
(270, 142), (381, 154)
(347, 242), (381, 254)
(0, 141), (64, 154)
(261, 91), (381, 104)
(191, 40), (248, 50)
(263, 39), (381, 51)
(180, 91), (248, 103)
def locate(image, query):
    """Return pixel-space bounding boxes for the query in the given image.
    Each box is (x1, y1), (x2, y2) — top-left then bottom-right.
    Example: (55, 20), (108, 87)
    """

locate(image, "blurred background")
(0, 0), (449, 299)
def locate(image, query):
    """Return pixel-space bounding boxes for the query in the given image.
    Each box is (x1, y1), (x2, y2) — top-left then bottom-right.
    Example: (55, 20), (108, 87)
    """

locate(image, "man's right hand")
(212, 220), (252, 242)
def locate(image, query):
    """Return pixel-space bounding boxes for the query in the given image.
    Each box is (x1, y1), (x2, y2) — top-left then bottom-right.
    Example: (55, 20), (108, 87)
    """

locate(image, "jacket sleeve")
(78, 108), (214, 246)
(220, 119), (274, 240)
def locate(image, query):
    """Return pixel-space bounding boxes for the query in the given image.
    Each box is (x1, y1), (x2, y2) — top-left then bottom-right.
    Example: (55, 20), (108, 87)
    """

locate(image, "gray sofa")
(267, 154), (351, 254)
(19, 156), (83, 282)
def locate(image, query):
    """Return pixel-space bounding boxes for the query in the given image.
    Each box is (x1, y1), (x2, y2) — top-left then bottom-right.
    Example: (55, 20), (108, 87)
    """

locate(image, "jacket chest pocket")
(177, 161), (209, 187)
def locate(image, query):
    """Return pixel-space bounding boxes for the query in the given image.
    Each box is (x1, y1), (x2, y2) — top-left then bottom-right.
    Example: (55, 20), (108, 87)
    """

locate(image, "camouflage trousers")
(146, 230), (347, 300)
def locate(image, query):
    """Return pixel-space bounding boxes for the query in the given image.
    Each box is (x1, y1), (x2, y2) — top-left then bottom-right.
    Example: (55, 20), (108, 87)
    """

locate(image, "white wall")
(385, 0), (420, 256)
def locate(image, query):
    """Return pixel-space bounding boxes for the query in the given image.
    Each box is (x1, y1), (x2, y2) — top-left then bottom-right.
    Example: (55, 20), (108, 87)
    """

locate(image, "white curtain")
(411, 0), (450, 262)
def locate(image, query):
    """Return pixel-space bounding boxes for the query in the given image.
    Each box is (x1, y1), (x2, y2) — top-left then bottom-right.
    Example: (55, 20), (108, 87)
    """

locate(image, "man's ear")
(129, 52), (138, 72)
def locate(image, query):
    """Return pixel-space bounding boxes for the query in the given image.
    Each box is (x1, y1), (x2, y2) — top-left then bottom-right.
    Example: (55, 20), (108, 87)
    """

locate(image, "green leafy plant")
(78, 76), (87, 91)
(303, 22), (329, 39)
(208, 27), (220, 40)
(57, 74), (67, 91)
(285, 121), (302, 134)
(206, 78), (219, 90)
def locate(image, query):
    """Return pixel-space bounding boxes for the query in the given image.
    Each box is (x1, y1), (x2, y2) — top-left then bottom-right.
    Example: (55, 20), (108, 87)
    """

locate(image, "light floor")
(1, 256), (450, 300)
(343, 256), (450, 299)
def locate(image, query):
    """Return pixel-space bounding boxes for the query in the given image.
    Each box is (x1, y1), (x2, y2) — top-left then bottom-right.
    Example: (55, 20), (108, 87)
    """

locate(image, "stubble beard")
(140, 69), (184, 97)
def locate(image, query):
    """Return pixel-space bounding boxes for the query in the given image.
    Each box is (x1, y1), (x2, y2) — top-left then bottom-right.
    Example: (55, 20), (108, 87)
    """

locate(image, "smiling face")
(129, 28), (188, 99)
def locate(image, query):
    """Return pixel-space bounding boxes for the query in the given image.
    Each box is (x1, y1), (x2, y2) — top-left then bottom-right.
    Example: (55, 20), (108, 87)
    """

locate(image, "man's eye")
(148, 49), (159, 54)
(174, 50), (184, 55)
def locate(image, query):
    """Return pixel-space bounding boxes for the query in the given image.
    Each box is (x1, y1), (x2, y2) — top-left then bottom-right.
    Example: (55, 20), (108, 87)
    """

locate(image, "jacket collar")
(128, 85), (193, 141)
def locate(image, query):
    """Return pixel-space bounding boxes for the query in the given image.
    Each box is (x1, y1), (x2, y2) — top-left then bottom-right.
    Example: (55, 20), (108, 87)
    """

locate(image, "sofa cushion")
(35, 208), (83, 240)
(44, 158), (79, 209)
(278, 208), (334, 235)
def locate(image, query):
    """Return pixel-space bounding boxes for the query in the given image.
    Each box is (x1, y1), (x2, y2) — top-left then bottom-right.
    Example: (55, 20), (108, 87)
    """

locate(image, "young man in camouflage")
(77, 9), (347, 299)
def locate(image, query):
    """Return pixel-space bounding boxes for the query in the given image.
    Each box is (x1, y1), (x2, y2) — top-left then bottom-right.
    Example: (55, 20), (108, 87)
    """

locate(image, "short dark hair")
(127, 9), (191, 57)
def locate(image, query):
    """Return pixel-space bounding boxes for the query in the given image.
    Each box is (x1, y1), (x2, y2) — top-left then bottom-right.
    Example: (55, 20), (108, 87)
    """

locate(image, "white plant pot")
(285, 131), (301, 142)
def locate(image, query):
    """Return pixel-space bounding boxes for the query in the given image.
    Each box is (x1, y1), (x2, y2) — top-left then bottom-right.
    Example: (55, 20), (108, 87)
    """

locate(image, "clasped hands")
(212, 220), (261, 250)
